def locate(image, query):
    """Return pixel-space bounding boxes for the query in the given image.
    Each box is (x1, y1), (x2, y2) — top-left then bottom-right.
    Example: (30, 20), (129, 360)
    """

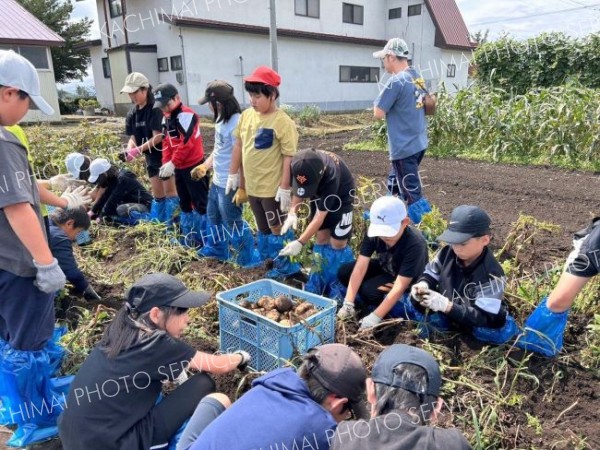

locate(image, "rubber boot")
(256, 231), (273, 262)
(473, 314), (519, 345)
(516, 297), (569, 356)
(229, 222), (261, 268)
(265, 231), (301, 280)
(407, 197), (432, 224)
(0, 341), (73, 447)
(149, 198), (166, 222)
(162, 196), (180, 227)
(198, 222), (229, 261)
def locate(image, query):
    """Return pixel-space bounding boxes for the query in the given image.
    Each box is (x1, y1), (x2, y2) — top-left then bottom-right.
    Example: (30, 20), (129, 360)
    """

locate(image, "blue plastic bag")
(516, 297), (569, 357)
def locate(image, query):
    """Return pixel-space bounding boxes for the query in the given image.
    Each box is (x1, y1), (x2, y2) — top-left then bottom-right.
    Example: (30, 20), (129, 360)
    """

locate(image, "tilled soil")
(3, 128), (599, 450)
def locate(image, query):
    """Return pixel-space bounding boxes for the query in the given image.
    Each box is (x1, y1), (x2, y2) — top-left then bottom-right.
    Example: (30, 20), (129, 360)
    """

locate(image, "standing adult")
(119, 72), (179, 224)
(373, 38), (432, 224)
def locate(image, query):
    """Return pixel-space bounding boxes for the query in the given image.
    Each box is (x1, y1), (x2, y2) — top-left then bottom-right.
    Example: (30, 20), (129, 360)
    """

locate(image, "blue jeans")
(206, 184), (243, 230)
(390, 150), (426, 205)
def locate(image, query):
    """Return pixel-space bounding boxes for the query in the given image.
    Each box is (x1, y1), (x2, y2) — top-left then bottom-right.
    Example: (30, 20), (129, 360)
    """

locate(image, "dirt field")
(2, 124), (599, 449)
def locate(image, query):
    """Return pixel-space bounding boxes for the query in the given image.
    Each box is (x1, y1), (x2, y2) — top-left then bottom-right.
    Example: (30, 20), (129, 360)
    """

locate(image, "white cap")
(373, 38), (411, 60)
(367, 196), (408, 238)
(0, 50), (54, 115)
(65, 152), (85, 179)
(88, 158), (111, 183)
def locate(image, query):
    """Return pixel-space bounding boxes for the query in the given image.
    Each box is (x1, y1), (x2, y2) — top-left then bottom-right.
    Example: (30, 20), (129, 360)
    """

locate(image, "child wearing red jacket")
(154, 83), (209, 246)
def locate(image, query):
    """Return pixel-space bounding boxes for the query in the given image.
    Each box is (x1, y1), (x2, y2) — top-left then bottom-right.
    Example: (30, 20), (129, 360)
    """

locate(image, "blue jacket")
(191, 368), (337, 450)
(49, 223), (88, 293)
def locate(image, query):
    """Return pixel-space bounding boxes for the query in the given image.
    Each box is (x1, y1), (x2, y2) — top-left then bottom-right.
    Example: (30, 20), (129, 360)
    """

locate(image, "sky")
(66, 0), (600, 90)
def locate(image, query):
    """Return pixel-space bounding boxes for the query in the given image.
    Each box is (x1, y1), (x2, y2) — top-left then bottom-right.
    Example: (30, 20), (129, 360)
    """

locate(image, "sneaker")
(337, 302), (356, 320)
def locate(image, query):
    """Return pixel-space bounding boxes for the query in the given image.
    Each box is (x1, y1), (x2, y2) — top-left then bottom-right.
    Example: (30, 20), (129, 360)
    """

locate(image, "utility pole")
(269, 0), (278, 72)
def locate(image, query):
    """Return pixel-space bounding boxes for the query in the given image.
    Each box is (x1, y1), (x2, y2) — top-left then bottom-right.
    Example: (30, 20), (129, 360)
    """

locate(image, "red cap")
(244, 65), (281, 87)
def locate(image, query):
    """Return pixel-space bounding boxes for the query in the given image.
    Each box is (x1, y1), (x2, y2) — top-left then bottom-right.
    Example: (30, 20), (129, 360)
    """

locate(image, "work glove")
(33, 258), (66, 294)
(359, 312), (382, 330)
(275, 187), (291, 212)
(49, 174), (86, 192)
(281, 212), (298, 234)
(337, 302), (356, 320)
(232, 188), (248, 206)
(420, 291), (450, 313)
(83, 284), (101, 301)
(410, 281), (430, 302)
(118, 146), (142, 163)
(61, 185), (92, 209)
(159, 161), (175, 179)
(225, 173), (240, 195)
(234, 350), (252, 370)
(191, 163), (208, 180)
(279, 240), (303, 257)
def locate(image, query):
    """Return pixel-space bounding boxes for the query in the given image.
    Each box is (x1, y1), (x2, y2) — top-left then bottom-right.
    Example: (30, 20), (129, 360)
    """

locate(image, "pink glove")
(120, 147), (143, 163)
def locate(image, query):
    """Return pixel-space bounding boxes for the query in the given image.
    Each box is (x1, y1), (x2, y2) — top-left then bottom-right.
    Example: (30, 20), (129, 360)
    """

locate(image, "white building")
(0, 0), (64, 122)
(84, 0), (474, 115)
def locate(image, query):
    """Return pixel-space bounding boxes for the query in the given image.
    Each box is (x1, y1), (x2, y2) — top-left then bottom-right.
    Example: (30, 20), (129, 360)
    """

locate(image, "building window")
(18, 46), (49, 69)
(109, 0), (122, 18)
(102, 57), (111, 78)
(389, 7), (402, 19)
(447, 63), (456, 78)
(295, 0), (319, 18)
(170, 55), (183, 71)
(408, 4), (422, 16)
(340, 66), (379, 83)
(343, 3), (364, 25)
(157, 58), (169, 72)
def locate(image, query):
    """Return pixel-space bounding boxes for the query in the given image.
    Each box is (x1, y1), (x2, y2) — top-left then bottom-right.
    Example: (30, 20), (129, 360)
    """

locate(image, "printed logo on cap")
(296, 174), (308, 185)
(297, 188), (305, 196)
(377, 215), (386, 222)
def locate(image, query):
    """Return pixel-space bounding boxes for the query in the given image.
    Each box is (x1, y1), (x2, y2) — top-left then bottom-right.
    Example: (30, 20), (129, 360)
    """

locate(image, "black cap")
(154, 83), (179, 108)
(126, 273), (211, 314)
(372, 344), (441, 397)
(306, 344), (368, 419)
(437, 205), (491, 244)
(198, 80), (234, 105)
(291, 150), (325, 198)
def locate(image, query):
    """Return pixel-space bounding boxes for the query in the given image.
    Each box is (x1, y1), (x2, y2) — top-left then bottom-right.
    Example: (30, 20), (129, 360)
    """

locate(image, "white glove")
(359, 312), (382, 330)
(61, 185), (92, 209)
(275, 187), (291, 212)
(234, 350), (251, 370)
(281, 212), (298, 234)
(279, 240), (303, 257)
(225, 173), (240, 195)
(421, 291), (450, 313)
(159, 161), (175, 179)
(337, 302), (356, 320)
(410, 281), (430, 301)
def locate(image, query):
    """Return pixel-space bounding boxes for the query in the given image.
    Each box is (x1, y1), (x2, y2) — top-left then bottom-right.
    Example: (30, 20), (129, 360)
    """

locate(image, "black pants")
(338, 260), (396, 306)
(149, 373), (215, 447)
(175, 162), (209, 214)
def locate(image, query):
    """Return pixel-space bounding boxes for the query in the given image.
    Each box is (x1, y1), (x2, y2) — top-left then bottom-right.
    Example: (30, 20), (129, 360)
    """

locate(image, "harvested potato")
(257, 295), (272, 308)
(238, 300), (251, 309)
(295, 302), (313, 315)
(266, 310), (281, 322)
(279, 319), (293, 327)
(301, 309), (317, 319)
(274, 295), (294, 313)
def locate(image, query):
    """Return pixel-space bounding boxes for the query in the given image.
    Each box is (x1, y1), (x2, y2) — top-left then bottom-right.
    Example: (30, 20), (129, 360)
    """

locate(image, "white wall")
(23, 48), (60, 122)
(90, 46), (114, 110)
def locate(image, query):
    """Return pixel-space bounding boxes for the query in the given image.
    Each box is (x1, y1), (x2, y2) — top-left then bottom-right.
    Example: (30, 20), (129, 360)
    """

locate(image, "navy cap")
(437, 205), (491, 245)
(126, 273), (210, 314)
(372, 344), (441, 397)
(291, 150), (325, 198)
(154, 83), (179, 108)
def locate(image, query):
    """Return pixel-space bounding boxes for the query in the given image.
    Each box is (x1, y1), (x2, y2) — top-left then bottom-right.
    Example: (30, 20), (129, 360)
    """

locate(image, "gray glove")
(33, 258), (66, 293)
(359, 312), (382, 330)
(235, 350), (252, 370)
(83, 284), (101, 301)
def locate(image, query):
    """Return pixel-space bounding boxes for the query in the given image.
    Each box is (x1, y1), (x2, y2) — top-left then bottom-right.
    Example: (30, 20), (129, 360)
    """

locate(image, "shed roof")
(425, 0), (476, 51)
(0, 0), (65, 47)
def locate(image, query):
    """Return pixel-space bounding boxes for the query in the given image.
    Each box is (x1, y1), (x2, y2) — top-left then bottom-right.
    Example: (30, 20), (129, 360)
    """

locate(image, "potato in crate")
(217, 279), (336, 372)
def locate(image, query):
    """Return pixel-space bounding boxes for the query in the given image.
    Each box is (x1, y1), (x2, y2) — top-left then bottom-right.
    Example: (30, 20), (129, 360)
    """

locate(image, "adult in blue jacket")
(176, 344), (368, 450)
(49, 207), (100, 300)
